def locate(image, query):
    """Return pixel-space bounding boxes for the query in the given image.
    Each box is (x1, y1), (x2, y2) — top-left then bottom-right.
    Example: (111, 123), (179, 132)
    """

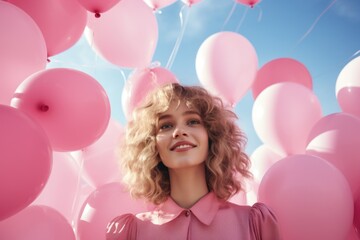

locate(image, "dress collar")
(142, 192), (221, 226)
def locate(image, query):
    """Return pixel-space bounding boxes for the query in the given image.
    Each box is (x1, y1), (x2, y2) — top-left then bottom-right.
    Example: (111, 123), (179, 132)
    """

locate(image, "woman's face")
(155, 101), (209, 170)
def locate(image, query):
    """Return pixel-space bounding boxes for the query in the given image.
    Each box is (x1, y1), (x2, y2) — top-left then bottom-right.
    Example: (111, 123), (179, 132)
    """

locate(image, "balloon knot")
(39, 104), (49, 112)
(153, 4), (158, 11)
(95, 12), (101, 18)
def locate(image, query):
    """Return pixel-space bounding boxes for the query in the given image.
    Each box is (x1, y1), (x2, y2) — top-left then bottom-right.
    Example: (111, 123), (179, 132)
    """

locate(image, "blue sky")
(48, 0), (360, 154)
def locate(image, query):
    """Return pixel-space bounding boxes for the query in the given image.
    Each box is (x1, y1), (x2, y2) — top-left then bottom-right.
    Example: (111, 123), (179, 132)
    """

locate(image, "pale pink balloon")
(252, 82), (322, 156)
(0, 105), (52, 221)
(306, 112), (360, 199)
(8, 0), (87, 57)
(76, 182), (148, 240)
(181, 0), (202, 6)
(228, 189), (247, 206)
(0, 205), (75, 240)
(336, 56), (360, 119)
(258, 154), (354, 240)
(143, 0), (177, 10)
(196, 31), (258, 106)
(252, 58), (312, 99)
(32, 152), (81, 223)
(250, 144), (284, 184)
(0, 1), (47, 105)
(86, 0), (158, 68)
(77, 0), (121, 17)
(235, 0), (261, 8)
(11, 68), (111, 152)
(122, 66), (179, 120)
(245, 180), (260, 206)
(81, 119), (124, 187)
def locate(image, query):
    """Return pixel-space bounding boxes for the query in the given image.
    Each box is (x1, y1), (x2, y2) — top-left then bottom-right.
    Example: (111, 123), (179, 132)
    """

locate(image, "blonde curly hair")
(119, 83), (252, 205)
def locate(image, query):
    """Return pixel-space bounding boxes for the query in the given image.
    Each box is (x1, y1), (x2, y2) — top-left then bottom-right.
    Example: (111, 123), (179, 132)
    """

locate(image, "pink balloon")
(77, 0), (121, 17)
(0, 205), (75, 240)
(81, 119), (124, 187)
(252, 82), (322, 156)
(347, 226), (360, 240)
(354, 197), (360, 238)
(143, 0), (177, 10)
(235, 0), (261, 8)
(258, 154), (354, 240)
(181, 0), (202, 6)
(252, 58), (313, 99)
(122, 66), (179, 120)
(336, 56), (360, 119)
(8, 0), (87, 57)
(32, 152), (81, 223)
(250, 144), (284, 184)
(0, 1), (47, 105)
(11, 68), (111, 152)
(86, 0), (158, 68)
(0, 105), (52, 221)
(76, 182), (148, 240)
(195, 31), (258, 106)
(306, 112), (360, 199)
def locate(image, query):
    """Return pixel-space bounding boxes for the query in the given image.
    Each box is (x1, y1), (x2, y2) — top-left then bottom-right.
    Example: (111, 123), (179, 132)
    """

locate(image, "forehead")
(158, 101), (198, 118)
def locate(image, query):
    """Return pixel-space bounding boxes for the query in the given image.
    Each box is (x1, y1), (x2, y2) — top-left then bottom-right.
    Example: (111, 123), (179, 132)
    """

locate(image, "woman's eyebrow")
(158, 110), (200, 121)
(158, 114), (172, 121)
(183, 110), (200, 116)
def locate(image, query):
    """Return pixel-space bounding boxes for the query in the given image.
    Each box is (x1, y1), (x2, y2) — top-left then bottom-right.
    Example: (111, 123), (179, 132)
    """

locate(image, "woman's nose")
(172, 126), (187, 138)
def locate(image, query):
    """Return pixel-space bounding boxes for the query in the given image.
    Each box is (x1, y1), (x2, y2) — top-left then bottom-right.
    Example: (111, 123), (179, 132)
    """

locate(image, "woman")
(107, 83), (281, 239)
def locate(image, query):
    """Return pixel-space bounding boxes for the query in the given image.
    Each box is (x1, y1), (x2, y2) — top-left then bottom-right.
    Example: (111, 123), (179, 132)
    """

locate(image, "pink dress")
(106, 192), (281, 240)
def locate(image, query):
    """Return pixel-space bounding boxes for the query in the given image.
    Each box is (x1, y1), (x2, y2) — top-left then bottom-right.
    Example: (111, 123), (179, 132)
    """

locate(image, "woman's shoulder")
(106, 213), (137, 240)
(249, 202), (282, 240)
(249, 202), (277, 219)
(225, 201), (278, 220)
(222, 201), (281, 239)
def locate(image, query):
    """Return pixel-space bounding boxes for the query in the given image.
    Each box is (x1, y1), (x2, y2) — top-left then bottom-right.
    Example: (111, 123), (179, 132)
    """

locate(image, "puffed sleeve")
(106, 214), (137, 240)
(249, 203), (282, 240)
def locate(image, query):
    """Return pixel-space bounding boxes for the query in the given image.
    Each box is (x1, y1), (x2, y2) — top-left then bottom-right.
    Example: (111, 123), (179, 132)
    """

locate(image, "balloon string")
(257, 5), (263, 22)
(49, 58), (127, 72)
(235, 7), (249, 32)
(296, 0), (338, 45)
(90, 30), (100, 76)
(222, 2), (237, 30)
(50, 31), (128, 82)
(166, 5), (190, 70)
(352, 50), (360, 58)
(70, 150), (85, 230)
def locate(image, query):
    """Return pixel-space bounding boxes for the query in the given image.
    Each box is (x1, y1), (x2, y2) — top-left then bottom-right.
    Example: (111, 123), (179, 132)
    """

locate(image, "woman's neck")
(169, 164), (209, 209)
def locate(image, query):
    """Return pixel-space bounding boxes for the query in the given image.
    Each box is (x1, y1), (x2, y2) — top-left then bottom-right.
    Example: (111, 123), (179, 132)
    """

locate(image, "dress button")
(185, 210), (190, 217)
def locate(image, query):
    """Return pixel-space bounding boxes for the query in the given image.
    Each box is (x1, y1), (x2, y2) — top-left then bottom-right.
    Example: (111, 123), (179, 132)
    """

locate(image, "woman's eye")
(188, 119), (201, 125)
(159, 123), (172, 130)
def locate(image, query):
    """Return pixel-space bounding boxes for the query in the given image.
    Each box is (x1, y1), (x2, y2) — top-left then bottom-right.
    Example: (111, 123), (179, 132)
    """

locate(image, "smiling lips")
(170, 141), (196, 151)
